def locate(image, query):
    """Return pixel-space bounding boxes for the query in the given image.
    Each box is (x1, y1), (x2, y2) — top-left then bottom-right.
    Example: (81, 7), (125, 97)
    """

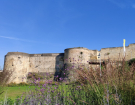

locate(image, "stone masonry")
(2, 43), (135, 84)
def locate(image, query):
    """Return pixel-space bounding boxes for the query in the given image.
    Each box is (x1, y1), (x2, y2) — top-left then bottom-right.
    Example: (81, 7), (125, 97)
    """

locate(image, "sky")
(0, 0), (135, 70)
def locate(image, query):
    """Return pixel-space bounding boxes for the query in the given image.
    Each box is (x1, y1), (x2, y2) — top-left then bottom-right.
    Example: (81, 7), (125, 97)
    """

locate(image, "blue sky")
(0, 0), (135, 70)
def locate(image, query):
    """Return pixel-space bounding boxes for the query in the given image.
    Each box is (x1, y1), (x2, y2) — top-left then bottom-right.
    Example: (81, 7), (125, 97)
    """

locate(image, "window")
(80, 52), (83, 54)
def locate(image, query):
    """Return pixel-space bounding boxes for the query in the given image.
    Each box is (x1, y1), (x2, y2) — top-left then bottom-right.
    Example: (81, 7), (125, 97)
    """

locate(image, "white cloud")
(0, 36), (41, 43)
(0, 36), (64, 47)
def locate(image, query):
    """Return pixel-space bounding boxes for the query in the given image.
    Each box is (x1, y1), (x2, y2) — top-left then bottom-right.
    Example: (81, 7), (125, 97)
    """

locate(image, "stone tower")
(3, 52), (29, 84)
(62, 47), (98, 83)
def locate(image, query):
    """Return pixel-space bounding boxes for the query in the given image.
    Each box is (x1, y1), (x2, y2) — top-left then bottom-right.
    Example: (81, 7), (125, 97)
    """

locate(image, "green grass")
(0, 86), (39, 103)
(0, 53), (135, 105)
(0, 82), (83, 104)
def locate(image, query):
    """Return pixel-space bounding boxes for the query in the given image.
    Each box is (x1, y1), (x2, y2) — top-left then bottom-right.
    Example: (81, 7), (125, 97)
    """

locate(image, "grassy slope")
(0, 86), (38, 102)
(0, 83), (80, 104)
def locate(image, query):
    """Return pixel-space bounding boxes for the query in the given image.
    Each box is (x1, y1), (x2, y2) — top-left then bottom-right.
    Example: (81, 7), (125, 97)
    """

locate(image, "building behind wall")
(3, 43), (135, 84)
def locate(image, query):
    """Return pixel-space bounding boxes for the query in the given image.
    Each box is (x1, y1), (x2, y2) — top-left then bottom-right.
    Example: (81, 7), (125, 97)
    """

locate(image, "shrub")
(37, 81), (45, 85)
(0, 69), (15, 95)
(5, 82), (30, 87)
(75, 67), (90, 86)
(128, 58), (135, 66)
(27, 73), (43, 80)
(6, 82), (18, 87)
(18, 82), (29, 86)
(49, 81), (61, 85)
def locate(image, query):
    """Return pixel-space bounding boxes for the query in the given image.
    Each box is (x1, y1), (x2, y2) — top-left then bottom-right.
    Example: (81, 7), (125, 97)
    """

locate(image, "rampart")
(2, 43), (135, 84)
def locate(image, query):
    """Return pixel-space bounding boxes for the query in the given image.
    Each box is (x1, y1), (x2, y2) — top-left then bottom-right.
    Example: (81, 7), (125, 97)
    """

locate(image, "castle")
(2, 43), (135, 84)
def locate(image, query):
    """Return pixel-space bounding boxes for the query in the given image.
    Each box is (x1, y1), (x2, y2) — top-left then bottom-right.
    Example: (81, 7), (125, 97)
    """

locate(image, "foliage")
(4, 82), (31, 87)
(6, 82), (18, 87)
(27, 72), (43, 80)
(128, 58), (135, 66)
(17, 82), (30, 86)
(0, 68), (15, 96)
(5, 81), (39, 87)
(1, 54), (135, 105)
(107, 52), (110, 55)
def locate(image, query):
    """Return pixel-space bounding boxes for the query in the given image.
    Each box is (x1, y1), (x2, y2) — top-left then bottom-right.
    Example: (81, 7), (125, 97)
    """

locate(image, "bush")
(18, 82), (29, 86)
(41, 80), (62, 86)
(4, 82), (30, 87)
(27, 73), (43, 80)
(0, 69), (15, 96)
(37, 81), (47, 85)
(75, 67), (90, 86)
(49, 81), (61, 85)
(6, 82), (18, 87)
(128, 58), (135, 66)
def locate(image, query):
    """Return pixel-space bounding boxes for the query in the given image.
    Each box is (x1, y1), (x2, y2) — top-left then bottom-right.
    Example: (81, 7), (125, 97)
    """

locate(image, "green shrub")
(27, 73), (43, 80)
(18, 82), (29, 86)
(6, 82), (18, 87)
(101, 65), (105, 70)
(49, 81), (61, 85)
(49, 74), (53, 78)
(5, 82), (30, 87)
(128, 58), (135, 67)
(34, 80), (62, 86)
(49, 81), (55, 85)
(41, 80), (62, 86)
(38, 81), (48, 85)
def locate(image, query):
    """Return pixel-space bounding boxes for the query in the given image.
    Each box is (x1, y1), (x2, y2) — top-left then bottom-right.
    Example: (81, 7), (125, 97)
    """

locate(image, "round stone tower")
(3, 52), (30, 84)
(62, 47), (91, 83)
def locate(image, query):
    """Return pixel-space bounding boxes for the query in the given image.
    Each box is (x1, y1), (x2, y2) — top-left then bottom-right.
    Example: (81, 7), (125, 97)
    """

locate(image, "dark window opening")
(35, 66), (38, 68)
(80, 52), (83, 54)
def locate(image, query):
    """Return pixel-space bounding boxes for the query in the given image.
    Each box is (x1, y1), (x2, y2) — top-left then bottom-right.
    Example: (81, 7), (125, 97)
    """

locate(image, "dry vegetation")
(0, 52), (135, 105)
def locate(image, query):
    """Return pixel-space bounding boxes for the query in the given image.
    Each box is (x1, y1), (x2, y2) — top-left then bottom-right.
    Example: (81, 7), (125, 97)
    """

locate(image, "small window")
(18, 57), (21, 59)
(35, 66), (38, 68)
(80, 52), (83, 54)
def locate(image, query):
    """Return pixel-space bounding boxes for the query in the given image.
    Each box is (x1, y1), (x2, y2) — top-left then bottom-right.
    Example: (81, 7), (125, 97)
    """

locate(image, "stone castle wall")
(3, 52), (64, 84)
(100, 43), (135, 61)
(2, 43), (135, 84)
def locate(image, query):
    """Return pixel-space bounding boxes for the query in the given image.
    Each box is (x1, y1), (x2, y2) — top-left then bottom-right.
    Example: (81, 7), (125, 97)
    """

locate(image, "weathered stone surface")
(3, 43), (135, 84)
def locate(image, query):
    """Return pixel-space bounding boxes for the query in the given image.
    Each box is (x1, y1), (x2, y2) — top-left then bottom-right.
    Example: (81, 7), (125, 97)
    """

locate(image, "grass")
(0, 83), (78, 104)
(0, 85), (43, 103)
(0, 52), (135, 105)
